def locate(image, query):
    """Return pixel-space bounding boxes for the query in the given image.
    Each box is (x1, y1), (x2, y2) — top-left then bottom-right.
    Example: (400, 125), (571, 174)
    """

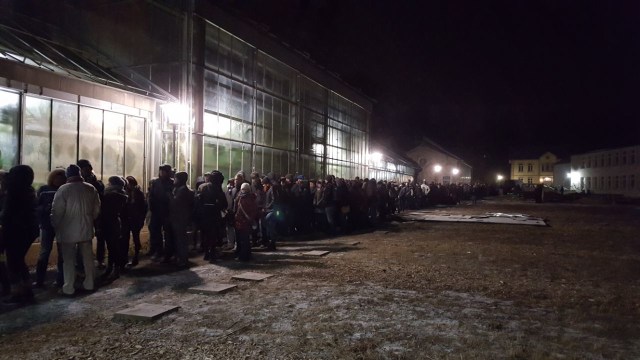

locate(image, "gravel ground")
(1, 197), (639, 359)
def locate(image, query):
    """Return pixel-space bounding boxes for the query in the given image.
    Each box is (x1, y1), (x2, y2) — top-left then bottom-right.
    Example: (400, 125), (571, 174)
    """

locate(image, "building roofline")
(408, 137), (472, 169)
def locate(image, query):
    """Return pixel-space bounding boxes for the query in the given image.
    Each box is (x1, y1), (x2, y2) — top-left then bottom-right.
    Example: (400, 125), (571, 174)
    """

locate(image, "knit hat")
(240, 182), (251, 193)
(66, 164), (81, 178)
(210, 170), (224, 185)
(76, 159), (92, 169)
(108, 176), (125, 188)
(175, 171), (188, 183)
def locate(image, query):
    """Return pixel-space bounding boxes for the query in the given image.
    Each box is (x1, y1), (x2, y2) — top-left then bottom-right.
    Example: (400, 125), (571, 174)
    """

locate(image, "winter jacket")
(127, 186), (147, 231)
(234, 192), (258, 232)
(169, 184), (194, 226)
(196, 182), (228, 228)
(148, 177), (173, 217)
(1, 185), (38, 251)
(51, 179), (101, 244)
(36, 185), (58, 233)
(101, 186), (128, 238)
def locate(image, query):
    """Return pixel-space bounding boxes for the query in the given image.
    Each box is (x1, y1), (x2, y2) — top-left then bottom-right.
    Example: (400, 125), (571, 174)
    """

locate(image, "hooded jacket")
(51, 178), (101, 243)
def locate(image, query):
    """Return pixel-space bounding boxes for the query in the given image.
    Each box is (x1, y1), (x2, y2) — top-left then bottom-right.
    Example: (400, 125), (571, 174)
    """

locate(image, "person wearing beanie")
(169, 172), (194, 267)
(99, 176), (128, 281)
(147, 164), (175, 261)
(195, 170), (227, 262)
(51, 164), (101, 296)
(234, 181), (258, 261)
(1, 165), (39, 303)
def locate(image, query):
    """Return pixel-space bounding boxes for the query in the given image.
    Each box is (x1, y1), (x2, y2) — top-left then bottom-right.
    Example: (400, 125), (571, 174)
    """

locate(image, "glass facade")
(198, 23), (370, 180)
(0, 88), (147, 187)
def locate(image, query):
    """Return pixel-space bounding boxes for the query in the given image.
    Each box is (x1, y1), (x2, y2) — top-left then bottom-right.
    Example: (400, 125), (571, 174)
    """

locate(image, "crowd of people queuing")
(0, 160), (487, 304)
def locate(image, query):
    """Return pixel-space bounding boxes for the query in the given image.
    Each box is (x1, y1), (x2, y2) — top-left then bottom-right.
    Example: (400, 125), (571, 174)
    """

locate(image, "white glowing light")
(434, 165), (442, 173)
(161, 103), (189, 125)
(452, 168), (460, 175)
(497, 175), (504, 181)
(370, 152), (383, 162)
(312, 143), (324, 155)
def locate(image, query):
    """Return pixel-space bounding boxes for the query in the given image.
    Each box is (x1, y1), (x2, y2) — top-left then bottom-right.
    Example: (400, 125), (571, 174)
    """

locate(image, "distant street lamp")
(452, 168), (459, 175)
(434, 165), (442, 173)
(497, 174), (504, 181)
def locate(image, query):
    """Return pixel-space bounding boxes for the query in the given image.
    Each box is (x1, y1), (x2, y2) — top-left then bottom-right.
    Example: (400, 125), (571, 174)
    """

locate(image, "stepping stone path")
(232, 272), (273, 282)
(303, 250), (330, 257)
(114, 303), (179, 321)
(187, 283), (237, 295)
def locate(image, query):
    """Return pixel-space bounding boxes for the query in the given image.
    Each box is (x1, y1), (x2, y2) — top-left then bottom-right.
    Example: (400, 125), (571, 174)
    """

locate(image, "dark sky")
(219, 0), (640, 178)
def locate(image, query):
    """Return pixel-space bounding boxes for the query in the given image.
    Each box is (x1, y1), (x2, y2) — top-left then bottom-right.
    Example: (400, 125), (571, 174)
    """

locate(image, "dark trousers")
(235, 229), (252, 261)
(35, 229), (64, 286)
(127, 226), (142, 261)
(5, 239), (33, 286)
(148, 214), (173, 257)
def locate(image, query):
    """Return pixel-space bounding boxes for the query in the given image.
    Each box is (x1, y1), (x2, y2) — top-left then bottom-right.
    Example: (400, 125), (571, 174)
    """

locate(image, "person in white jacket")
(51, 165), (101, 296)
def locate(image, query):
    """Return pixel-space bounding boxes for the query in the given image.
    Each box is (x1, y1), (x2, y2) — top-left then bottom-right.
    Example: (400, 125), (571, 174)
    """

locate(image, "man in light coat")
(51, 164), (101, 296)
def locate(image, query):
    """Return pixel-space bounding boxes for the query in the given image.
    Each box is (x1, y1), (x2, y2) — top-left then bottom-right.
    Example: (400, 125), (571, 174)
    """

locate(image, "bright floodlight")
(161, 103), (189, 125)
(497, 174), (504, 181)
(566, 172), (572, 179)
(434, 165), (442, 173)
(371, 152), (383, 162)
(452, 168), (460, 175)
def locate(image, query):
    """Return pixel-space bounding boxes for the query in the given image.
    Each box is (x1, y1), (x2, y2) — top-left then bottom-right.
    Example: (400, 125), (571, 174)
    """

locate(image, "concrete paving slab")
(113, 303), (179, 321)
(303, 250), (330, 256)
(232, 272), (273, 281)
(187, 283), (237, 295)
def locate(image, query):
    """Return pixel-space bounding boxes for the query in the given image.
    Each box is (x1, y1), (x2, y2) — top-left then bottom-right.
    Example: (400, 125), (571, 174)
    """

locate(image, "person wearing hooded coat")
(100, 176), (128, 280)
(124, 176), (146, 267)
(0, 165), (39, 303)
(51, 164), (101, 296)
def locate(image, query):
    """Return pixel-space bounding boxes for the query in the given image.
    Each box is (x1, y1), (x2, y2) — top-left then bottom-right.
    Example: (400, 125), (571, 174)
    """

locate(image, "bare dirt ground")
(1, 196), (639, 359)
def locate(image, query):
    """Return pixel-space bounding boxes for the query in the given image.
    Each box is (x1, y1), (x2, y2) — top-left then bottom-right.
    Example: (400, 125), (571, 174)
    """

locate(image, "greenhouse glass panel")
(103, 111), (125, 178)
(300, 76), (326, 114)
(79, 106), (103, 179)
(23, 96), (51, 186)
(204, 71), (253, 122)
(51, 101), (78, 170)
(256, 51), (296, 100)
(125, 116), (145, 184)
(0, 90), (20, 171)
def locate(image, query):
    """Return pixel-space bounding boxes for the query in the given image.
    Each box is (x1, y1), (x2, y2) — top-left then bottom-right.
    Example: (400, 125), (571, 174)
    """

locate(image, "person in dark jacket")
(1, 165), (39, 303)
(125, 176), (146, 267)
(147, 164), (174, 260)
(34, 169), (66, 288)
(100, 176), (128, 280)
(170, 172), (194, 267)
(196, 170), (227, 262)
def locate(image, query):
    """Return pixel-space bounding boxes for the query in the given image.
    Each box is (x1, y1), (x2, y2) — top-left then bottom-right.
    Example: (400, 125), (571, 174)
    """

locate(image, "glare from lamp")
(452, 168), (460, 175)
(161, 103), (189, 125)
(434, 165), (442, 173)
(497, 174), (504, 181)
(370, 152), (383, 162)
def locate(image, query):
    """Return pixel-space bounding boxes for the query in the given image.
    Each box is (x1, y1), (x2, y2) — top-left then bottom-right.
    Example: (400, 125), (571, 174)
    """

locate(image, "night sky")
(218, 0), (640, 180)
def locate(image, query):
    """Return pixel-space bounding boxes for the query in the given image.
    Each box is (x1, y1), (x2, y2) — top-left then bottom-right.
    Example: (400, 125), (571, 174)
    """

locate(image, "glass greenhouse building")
(0, 1), (415, 186)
